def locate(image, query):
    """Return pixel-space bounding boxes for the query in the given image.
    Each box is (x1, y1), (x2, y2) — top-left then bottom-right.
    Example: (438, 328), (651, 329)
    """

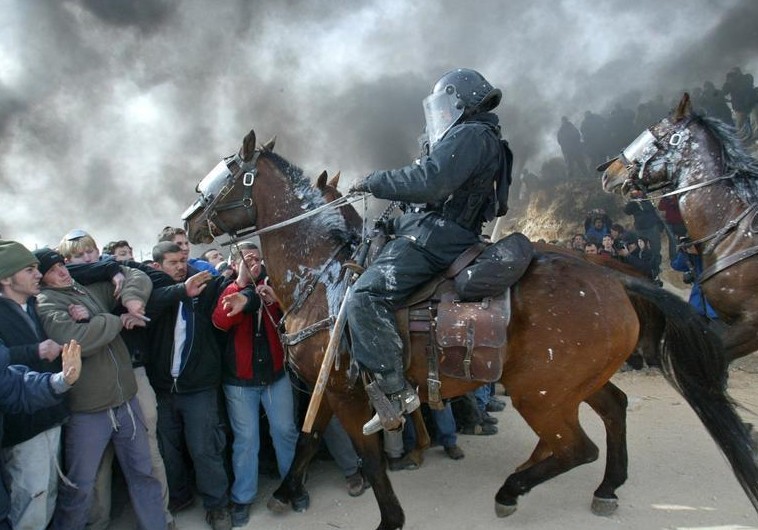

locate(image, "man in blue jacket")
(0, 240), (69, 529)
(0, 341), (80, 530)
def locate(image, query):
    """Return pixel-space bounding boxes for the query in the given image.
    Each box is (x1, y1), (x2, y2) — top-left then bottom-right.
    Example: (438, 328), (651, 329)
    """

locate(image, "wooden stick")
(301, 289), (351, 433)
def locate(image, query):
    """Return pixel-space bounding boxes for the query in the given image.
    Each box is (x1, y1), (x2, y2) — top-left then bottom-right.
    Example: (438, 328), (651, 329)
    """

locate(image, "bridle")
(609, 117), (758, 281)
(181, 150), (261, 239)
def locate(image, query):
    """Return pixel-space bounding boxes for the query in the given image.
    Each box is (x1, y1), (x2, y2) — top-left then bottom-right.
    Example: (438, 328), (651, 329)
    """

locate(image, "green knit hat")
(0, 240), (39, 280)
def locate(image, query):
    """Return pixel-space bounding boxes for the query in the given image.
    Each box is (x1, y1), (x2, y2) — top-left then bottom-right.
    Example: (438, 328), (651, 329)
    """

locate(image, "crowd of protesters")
(0, 225), (511, 530)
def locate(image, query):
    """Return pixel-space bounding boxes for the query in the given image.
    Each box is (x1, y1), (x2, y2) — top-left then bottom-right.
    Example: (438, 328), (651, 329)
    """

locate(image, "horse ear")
(316, 170), (328, 189)
(240, 130), (257, 162)
(673, 93), (692, 122)
(327, 171), (341, 188)
(262, 135), (277, 152)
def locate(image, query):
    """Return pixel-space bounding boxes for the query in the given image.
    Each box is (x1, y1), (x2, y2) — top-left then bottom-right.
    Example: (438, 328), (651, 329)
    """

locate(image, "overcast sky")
(1, 0), (756, 258)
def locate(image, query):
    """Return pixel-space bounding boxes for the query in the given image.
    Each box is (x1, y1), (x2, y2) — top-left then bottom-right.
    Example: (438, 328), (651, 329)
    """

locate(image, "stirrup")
(363, 382), (420, 435)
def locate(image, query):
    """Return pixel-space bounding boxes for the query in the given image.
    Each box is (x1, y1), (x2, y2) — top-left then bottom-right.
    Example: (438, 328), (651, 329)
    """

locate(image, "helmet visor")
(423, 88), (464, 150)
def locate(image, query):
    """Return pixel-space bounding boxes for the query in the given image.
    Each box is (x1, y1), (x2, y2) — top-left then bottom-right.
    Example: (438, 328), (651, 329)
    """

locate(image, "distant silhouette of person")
(518, 168), (537, 201)
(607, 103), (636, 153)
(580, 110), (608, 168)
(698, 81), (734, 126)
(722, 67), (756, 134)
(557, 117), (586, 178)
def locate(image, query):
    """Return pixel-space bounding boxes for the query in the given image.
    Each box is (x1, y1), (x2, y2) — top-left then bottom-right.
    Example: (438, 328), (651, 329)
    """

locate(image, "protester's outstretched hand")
(185, 271), (212, 297)
(221, 292), (247, 317)
(62, 340), (82, 386)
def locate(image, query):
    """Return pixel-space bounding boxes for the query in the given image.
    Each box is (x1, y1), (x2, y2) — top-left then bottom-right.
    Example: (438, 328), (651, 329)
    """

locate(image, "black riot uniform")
(346, 68), (512, 435)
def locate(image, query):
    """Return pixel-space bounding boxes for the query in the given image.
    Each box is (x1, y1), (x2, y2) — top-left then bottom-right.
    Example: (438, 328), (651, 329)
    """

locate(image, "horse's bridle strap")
(700, 243), (758, 284)
(688, 202), (758, 252)
(280, 316), (336, 346)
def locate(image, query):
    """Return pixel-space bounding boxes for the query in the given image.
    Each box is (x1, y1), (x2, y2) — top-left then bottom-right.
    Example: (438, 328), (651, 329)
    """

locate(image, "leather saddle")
(391, 233), (533, 391)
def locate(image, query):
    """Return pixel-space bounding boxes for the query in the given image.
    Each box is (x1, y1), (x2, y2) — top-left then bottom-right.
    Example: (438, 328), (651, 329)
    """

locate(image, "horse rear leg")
(495, 403), (599, 517)
(268, 398), (333, 514)
(584, 382), (628, 515)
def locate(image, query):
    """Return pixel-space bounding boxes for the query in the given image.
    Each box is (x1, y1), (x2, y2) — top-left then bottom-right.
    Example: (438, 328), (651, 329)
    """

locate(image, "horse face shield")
(601, 129), (661, 195)
(181, 159), (235, 222)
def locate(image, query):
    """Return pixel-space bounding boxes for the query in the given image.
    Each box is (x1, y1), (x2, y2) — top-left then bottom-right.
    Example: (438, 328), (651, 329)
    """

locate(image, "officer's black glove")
(348, 176), (370, 194)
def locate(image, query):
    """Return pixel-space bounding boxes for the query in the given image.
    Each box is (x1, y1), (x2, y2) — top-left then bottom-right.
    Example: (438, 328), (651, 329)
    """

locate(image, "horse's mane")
(699, 115), (758, 202)
(261, 150), (354, 245)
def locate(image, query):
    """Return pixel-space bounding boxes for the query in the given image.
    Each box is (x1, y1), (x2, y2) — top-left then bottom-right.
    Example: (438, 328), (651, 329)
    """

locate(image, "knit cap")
(32, 248), (65, 276)
(0, 240), (38, 280)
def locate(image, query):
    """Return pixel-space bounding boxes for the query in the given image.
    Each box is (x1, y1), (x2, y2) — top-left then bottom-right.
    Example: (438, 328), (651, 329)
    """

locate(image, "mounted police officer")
(347, 68), (513, 435)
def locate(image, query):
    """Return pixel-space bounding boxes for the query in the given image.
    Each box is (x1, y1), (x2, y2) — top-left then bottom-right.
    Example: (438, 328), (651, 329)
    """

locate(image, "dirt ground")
(113, 364), (758, 530)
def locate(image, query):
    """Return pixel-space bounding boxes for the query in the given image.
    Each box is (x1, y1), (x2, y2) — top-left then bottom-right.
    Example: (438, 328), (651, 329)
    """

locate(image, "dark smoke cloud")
(0, 0), (754, 256)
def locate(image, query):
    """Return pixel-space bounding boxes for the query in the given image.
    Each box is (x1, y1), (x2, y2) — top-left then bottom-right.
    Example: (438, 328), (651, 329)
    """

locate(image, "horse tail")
(621, 276), (758, 511)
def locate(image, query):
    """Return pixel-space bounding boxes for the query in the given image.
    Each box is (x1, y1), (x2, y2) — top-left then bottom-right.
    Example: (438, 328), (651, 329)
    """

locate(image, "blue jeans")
(396, 403), (458, 451)
(323, 416), (360, 477)
(223, 375), (298, 504)
(474, 384), (491, 412)
(431, 404), (458, 448)
(156, 389), (229, 510)
(51, 397), (165, 530)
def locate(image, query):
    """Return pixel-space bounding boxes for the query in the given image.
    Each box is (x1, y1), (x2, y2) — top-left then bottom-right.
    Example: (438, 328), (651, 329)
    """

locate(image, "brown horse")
(601, 93), (758, 362)
(183, 128), (758, 529)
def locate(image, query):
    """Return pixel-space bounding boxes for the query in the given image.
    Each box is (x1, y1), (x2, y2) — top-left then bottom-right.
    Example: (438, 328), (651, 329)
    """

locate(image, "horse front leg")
(267, 398), (333, 514)
(330, 394), (406, 530)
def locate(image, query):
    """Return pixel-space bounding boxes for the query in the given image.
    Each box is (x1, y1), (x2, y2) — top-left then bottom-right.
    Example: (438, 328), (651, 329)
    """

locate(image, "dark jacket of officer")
(360, 112), (507, 238)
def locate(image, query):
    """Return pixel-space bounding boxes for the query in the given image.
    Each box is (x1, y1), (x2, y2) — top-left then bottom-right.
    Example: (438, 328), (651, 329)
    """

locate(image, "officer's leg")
(346, 237), (439, 433)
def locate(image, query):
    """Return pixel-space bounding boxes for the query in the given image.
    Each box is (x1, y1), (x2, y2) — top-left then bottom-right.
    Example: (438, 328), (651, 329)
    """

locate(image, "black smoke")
(0, 0), (755, 255)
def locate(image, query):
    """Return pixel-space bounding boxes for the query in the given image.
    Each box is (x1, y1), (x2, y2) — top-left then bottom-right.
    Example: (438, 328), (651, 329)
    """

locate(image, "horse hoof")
(591, 495), (618, 516)
(266, 496), (290, 513)
(495, 501), (517, 518)
(292, 492), (310, 513)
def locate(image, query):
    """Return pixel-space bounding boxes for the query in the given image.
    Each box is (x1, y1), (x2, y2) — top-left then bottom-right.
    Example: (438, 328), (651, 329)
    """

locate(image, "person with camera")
(671, 238), (718, 319)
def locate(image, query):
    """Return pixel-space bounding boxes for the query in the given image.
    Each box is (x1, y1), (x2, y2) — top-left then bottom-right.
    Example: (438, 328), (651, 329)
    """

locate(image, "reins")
(219, 194), (366, 242)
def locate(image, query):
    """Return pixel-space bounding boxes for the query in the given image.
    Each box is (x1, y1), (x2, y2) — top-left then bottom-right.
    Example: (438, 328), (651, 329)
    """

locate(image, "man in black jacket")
(0, 240), (69, 529)
(347, 68), (512, 435)
(146, 241), (232, 530)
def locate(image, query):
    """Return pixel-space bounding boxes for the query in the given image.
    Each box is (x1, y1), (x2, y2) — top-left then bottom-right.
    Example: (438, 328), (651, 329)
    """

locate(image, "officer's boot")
(363, 378), (420, 436)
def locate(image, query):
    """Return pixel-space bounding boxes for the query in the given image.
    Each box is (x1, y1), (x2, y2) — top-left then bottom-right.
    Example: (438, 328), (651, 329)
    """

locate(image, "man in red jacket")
(212, 242), (298, 527)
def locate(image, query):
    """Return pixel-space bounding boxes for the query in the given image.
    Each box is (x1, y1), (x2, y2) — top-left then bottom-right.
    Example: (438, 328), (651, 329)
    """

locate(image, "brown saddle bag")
(434, 291), (509, 382)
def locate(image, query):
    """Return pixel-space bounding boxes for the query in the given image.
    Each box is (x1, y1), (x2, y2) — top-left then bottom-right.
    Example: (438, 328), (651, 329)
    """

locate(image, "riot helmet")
(423, 68), (502, 149)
